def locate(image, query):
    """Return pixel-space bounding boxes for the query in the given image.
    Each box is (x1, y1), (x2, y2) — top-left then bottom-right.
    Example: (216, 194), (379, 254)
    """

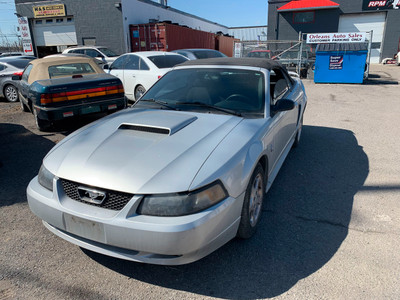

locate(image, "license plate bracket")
(64, 214), (105, 242)
(81, 106), (100, 115)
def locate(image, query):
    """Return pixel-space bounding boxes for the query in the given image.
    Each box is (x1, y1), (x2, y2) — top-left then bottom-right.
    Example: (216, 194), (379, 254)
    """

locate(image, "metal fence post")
(298, 31), (303, 75)
(365, 30), (373, 80)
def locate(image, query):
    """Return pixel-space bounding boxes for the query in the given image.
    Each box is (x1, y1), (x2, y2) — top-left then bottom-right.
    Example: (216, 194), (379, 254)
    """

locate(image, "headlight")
(38, 164), (55, 191)
(137, 181), (228, 216)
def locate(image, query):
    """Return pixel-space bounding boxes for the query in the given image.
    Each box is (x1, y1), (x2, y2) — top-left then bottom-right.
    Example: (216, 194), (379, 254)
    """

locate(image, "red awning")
(277, 0), (339, 12)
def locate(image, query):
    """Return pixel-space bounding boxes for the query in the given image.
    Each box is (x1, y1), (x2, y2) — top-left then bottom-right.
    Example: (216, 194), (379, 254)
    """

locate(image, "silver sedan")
(0, 56), (35, 102)
(27, 58), (307, 265)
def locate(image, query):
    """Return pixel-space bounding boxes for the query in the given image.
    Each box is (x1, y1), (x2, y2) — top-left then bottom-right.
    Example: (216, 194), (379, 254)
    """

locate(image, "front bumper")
(35, 97), (126, 122)
(27, 176), (243, 265)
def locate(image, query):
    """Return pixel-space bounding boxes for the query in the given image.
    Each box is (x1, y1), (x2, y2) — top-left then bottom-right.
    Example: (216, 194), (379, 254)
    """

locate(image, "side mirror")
(103, 64), (109, 70)
(271, 99), (295, 113)
(12, 75), (21, 80)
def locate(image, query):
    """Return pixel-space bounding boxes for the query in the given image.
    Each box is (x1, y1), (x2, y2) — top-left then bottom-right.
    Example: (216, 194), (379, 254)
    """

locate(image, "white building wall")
(228, 26), (268, 41)
(121, 0), (229, 52)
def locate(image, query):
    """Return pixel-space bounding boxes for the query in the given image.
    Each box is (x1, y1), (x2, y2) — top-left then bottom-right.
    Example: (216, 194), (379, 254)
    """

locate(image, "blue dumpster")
(314, 43), (368, 84)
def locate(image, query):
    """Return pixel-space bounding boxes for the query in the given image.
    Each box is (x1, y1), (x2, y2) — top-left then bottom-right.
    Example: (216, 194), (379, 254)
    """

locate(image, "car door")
(136, 57), (157, 91)
(108, 55), (128, 96)
(269, 68), (299, 164)
(18, 64), (33, 107)
(122, 54), (140, 100)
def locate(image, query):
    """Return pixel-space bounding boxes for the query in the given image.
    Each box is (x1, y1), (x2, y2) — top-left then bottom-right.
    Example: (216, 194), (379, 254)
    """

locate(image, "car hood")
(45, 109), (242, 194)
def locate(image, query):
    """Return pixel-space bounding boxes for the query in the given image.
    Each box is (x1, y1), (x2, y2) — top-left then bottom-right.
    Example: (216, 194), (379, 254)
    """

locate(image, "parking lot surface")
(1, 65), (399, 299)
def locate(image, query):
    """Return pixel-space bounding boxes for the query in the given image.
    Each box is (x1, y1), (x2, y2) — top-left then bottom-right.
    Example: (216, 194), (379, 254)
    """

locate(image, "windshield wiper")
(138, 99), (177, 111)
(176, 101), (242, 117)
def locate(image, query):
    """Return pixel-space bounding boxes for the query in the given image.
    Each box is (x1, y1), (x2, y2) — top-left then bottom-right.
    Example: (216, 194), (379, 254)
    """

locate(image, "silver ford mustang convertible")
(27, 58), (307, 265)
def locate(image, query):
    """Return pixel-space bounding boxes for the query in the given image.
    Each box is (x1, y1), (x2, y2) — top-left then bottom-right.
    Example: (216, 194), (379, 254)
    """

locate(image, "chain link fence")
(234, 31), (373, 80)
(234, 40), (316, 78)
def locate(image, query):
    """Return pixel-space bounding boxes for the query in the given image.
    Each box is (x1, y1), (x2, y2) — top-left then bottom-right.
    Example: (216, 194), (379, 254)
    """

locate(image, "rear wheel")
(4, 85), (18, 102)
(237, 163), (265, 239)
(134, 85), (146, 101)
(33, 107), (51, 131)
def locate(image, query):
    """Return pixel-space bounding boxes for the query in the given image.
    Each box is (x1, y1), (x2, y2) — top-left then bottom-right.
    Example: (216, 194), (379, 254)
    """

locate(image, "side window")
(139, 58), (150, 70)
(85, 49), (102, 58)
(270, 68), (290, 106)
(125, 55), (140, 70)
(71, 49), (84, 54)
(21, 64), (33, 82)
(0, 64), (6, 72)
(110, 55), (128, 70)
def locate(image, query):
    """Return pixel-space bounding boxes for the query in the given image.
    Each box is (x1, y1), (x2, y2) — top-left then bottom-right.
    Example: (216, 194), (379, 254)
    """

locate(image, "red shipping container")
(130, 22), (215, 52)
(215, 35), (240, 57)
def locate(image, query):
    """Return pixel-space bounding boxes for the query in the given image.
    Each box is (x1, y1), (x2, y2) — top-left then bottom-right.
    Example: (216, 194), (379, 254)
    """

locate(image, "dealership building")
(14, 0), (229, 57)
(267, 0), (400, 63)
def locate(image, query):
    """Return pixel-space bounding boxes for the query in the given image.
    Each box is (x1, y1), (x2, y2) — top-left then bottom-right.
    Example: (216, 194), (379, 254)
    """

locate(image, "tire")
(134, 85), (146, 101)
(33, 107), (51, 131)
(237, 163), (266, 239)
(292, 116), (303, 148)
(4, 85), (19, 102)
(20, 98), (29, 112)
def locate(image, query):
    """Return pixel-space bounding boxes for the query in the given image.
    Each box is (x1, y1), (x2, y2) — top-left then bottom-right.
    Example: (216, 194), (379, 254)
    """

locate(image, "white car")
(108, 51), (188, 101)
(62, 46), (120, 66)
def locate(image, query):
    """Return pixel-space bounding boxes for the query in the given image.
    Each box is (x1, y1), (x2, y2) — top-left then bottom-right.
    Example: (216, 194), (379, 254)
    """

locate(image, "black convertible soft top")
(178, 57), (284, 70)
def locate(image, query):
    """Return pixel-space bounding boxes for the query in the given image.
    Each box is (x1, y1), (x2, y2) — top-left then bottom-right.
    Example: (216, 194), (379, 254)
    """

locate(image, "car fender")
(242, 140), (266, 186)
(190, 119), (269, 199)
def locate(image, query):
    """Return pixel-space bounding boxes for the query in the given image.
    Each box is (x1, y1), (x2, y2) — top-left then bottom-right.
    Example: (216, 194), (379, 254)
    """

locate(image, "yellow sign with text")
(33, 4), (66, 18)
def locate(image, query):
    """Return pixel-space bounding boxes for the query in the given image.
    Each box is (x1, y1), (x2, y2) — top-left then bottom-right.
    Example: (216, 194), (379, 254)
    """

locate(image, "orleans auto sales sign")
(306, 32), (367, 44)
(363, 0), (400, 10)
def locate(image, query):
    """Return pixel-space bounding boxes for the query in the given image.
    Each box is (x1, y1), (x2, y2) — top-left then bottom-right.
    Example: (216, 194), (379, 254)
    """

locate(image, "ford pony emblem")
(77, 187), (107, 204)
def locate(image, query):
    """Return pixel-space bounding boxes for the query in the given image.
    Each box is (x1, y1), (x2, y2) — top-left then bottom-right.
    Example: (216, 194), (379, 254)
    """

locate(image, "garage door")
(32, 17), (77, 47)
(338, 13), (386, 63)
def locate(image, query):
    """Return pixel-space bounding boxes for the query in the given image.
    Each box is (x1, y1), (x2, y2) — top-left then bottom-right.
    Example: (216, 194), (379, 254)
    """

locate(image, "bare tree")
(0, 28), (22, 53)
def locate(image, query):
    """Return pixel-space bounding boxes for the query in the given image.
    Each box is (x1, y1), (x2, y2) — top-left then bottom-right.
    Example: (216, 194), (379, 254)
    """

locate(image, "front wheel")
(134, 85), (146, 101)
(33, 107), (51, 131)
(4, 85), (19, 102)
(237, 163), (266, 239)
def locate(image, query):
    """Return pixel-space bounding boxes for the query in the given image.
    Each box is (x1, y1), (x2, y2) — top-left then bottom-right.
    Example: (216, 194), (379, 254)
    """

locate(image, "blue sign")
(329, 55), (344, 70)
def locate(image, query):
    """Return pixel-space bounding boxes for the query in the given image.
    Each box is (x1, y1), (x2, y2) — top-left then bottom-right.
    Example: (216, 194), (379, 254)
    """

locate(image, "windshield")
(98, 48), (119, 57)
(148, 55), (188, 69)
(48, 63), (96, 78)
(137, 68), (265, 118)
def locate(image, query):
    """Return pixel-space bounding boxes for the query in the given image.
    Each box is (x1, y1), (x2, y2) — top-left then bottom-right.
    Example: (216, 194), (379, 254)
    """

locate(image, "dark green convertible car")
(14, 55), (126, 131)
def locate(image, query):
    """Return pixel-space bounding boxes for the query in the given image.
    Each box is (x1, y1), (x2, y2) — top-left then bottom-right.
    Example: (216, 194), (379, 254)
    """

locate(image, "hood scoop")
(118, 111), (198, 136)
(119, 124), (170, 135)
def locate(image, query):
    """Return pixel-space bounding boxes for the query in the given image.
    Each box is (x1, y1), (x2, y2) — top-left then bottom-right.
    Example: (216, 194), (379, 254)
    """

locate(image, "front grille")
(61, 179), (134, 211)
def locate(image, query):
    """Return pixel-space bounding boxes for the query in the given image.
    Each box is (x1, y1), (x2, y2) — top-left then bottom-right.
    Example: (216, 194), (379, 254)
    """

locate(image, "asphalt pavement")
(0, 64), (399, 299)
